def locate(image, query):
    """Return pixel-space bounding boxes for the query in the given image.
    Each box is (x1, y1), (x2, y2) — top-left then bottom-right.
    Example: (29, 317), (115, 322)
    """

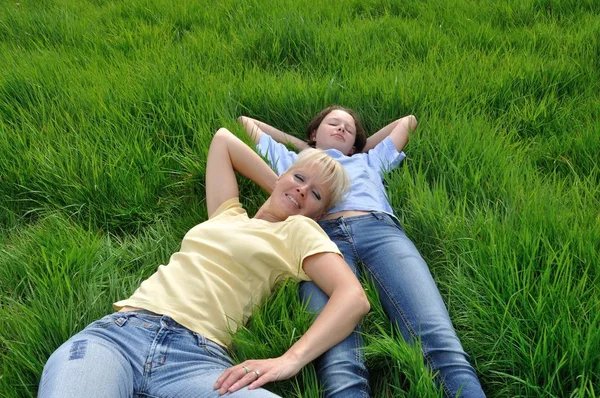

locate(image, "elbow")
(213, 127), (232, 141)
(407, 115), (418, 132)
(360, 292), (371, 316)
(352, 287), (370, 317)
(212, 128), (236, 148)
(335, 283), (369, 319)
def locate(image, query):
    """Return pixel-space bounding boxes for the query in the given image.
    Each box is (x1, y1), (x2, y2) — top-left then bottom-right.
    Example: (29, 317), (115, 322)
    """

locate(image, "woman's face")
(310, 110), (357, 155)
(270, 166), (331, 220)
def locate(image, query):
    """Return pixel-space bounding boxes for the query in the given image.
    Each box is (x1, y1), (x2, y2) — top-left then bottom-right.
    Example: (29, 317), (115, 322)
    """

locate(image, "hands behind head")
(214, 356), (302, 395)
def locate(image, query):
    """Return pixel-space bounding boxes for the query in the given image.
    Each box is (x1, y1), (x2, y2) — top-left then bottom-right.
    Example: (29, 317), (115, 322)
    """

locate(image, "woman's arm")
(363, 115), (418, 152)
(206, 128), (278, 217)
(214, 252), (369, 394)
(238, 116), (310, 150)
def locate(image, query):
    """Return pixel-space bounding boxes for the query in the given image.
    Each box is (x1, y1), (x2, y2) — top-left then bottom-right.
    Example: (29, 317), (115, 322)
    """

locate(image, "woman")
(38, 128), (370, 397)
(238, 107), (485, 397)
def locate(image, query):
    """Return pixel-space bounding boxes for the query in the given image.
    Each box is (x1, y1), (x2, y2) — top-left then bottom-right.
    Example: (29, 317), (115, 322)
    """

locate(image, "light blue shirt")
(257, 134), (406, 216)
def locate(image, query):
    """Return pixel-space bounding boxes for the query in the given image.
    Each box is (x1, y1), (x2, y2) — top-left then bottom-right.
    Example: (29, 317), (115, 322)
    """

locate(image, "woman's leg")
(38, 314), (137, 398)
(140, 314), (280, 398)
(349, 213), (485, 398)
(297, 218), (370, 398)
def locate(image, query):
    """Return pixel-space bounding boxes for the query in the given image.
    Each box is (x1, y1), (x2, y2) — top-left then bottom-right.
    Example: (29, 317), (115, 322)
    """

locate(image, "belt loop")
(114, 315), (129, 327)
(372, 212), (384, 220)
(194, 332), (207, 348)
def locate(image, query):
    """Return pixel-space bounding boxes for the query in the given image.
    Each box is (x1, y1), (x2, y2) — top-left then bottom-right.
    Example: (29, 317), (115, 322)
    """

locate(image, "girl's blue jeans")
(38, 310), (279, 398)
(301, 212), (485, 397)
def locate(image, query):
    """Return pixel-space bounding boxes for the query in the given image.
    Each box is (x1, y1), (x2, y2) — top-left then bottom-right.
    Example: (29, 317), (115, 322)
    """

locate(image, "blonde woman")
(38, 128), (369, 397)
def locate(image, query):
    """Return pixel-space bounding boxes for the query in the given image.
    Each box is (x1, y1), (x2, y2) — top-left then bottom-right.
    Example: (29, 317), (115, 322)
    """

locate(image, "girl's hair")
(305, 105), (367, 154)
(287, 148), (350, 210)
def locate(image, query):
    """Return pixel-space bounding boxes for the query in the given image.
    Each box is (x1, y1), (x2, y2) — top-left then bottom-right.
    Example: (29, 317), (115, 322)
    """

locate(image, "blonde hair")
(286, 148), (350, 210)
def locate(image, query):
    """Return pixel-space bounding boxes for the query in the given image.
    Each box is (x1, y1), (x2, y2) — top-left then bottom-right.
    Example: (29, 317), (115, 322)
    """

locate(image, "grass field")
(1, 0), (599, 396)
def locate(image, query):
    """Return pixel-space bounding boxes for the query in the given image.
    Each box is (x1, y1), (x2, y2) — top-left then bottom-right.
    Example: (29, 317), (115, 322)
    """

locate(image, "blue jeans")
(300, 212), (485, 398)
(38, 310), (279, 398)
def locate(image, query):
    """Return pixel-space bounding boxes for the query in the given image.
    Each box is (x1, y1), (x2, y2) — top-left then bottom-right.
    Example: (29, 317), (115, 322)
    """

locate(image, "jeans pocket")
(377, 213), (405, 232)
(125, 312), (162, 331)
(86, 314), (121, 330)
(318, 221), (347, 241)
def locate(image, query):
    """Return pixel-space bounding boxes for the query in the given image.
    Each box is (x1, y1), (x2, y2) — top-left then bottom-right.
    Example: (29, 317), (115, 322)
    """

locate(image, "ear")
(348, 146), (356, 155)
(310, 130), (317, 141)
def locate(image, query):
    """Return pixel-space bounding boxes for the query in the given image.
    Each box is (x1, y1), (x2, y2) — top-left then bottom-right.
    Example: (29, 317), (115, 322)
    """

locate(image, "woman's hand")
(206, 128), (278, 217)
(213, 355), (302, 395)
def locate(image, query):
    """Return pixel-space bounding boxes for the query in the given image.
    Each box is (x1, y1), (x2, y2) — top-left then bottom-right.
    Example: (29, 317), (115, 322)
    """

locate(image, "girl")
(239, 107), (485, 397)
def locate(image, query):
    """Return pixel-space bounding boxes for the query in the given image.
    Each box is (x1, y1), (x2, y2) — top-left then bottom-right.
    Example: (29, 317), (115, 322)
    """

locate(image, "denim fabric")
(38, 311), (279, 398)
(299, 212), (485, 398)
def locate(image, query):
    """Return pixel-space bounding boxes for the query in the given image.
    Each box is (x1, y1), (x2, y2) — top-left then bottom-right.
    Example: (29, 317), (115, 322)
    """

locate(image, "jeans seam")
(352, 326), (370, 398)
(342, 219), (370, 397)
(360, 221), (461, 397)
(365, 261), (456, 396)
(362, 259), (418, 340)
(318, 220), (370, 397)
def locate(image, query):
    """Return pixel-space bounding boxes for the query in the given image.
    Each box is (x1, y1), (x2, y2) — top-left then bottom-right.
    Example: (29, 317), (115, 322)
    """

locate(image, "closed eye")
(312, 190), (322, 200)
(294, 174), (305, 182)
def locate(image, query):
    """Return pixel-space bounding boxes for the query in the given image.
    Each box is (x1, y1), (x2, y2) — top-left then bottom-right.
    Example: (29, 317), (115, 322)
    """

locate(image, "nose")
(296, 187), (306, 198)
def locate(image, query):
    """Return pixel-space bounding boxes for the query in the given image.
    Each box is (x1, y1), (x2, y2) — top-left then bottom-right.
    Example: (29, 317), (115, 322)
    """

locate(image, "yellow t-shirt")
(114, 198), (341, 347)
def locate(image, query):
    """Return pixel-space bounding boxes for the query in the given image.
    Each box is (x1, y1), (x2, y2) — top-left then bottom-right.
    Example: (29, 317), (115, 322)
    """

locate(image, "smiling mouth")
(286, 194), (300, 208)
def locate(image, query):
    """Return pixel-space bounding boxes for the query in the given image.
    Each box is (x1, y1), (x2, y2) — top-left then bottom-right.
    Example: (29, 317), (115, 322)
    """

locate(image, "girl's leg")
(350, 213), (485, 398)
(298, 218), (370, 398)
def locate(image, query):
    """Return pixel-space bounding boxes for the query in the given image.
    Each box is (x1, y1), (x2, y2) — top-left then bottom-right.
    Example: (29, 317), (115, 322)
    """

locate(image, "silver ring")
(253, 369), (260, 377)
(242, 366), (250, 374)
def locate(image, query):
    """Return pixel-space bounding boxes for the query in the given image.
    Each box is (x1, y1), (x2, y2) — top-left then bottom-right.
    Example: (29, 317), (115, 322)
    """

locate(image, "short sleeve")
(289, 217), (342, 280)
(257, 134), (298, 176)
(209, 197), (245, 219)
(365, 136), (406, 174)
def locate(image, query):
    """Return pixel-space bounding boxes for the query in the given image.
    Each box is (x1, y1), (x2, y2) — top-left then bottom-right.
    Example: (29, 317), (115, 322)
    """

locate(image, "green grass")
(1, 0), (599, 396)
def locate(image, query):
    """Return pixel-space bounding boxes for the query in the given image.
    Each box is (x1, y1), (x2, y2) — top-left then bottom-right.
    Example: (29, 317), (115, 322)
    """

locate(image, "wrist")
(281, 347), (307, 369)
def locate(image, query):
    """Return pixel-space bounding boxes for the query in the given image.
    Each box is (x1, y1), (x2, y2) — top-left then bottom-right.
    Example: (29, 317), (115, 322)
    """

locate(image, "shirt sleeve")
(290, 217), (342, 281)
(256, 134), (298, 176)
(209, 197), (244, 219)
(365, 136), (406, 174)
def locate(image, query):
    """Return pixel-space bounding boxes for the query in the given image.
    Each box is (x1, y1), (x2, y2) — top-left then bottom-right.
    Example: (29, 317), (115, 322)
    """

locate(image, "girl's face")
(310, 110), (357, 155)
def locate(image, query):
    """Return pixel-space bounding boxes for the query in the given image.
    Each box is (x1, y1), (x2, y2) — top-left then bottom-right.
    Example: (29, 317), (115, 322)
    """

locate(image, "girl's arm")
(214, 252), (369, 394)
(238, 116), (310, 150)
(363, 115), (418, 152)
(206, 128), (278, 217)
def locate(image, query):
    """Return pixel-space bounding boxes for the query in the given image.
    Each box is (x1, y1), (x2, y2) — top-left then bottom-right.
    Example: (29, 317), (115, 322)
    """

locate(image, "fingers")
(214, 357), (296, 395)
(247, 368), (279, 391)
(231, 367), (277, 393)
(214, 362), (267, 395)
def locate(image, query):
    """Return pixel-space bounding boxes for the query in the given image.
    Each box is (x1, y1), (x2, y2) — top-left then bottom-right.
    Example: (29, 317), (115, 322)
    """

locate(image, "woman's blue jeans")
(38, 310), (279, 398)
(300, 212), (485, 397)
